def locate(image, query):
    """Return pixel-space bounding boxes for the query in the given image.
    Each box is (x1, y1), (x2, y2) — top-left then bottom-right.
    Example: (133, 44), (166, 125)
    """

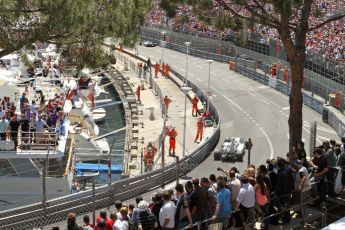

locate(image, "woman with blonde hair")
(114, 207), (133, 230)
(255, 174), (270, 230)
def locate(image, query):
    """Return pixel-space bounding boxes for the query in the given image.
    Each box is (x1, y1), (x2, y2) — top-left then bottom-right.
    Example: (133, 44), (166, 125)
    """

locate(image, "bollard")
(149, 107), (155, 121)
(246, 138), (253, 166)
(92, 180), (96, 227)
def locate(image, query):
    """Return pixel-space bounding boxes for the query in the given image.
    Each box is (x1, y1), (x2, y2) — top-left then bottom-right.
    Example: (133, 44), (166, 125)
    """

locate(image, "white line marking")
(303, 123), (335, 134)
(317, 135), (332, 141)
(261, 99), (270, 105)
(189, 73), (195, 77)
(302, 126), (322, 144)
(211, 86), (274, 158)
(258, 126), (275, 159)
(248, 91), (255, 97)
(222, 78), (229, 83)
(196, 77), (202, 82)
(282, 107), (290, 110)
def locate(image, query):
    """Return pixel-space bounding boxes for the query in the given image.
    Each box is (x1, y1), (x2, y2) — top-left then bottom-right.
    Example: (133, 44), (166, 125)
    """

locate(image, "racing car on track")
(214, 137), (247, 162)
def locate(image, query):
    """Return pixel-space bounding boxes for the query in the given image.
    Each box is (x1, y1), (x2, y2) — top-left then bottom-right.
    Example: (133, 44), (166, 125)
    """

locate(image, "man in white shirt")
(159, 191), (176, 230)
(235, 175), (255, 229)
(0, 115), (8, 140)
(293, 160), (311, 217)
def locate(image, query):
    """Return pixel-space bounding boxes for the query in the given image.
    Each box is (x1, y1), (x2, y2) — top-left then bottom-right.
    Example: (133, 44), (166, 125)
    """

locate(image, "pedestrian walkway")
(114, 49), (215, 175)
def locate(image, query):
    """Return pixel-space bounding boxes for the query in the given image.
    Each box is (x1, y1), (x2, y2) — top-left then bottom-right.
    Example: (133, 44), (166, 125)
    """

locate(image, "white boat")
(93, 108), (106, 123)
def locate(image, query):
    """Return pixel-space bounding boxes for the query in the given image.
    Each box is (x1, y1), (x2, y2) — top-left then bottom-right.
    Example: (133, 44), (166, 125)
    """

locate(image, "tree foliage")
(0, 0), (152, 70)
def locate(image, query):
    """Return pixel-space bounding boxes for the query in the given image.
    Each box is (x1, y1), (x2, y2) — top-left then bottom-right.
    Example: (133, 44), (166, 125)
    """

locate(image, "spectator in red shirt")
(95, 211), (113, 230)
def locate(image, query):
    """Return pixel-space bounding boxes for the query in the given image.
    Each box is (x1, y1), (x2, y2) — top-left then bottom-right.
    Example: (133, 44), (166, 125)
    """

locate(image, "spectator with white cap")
(136, 200), (158, 230)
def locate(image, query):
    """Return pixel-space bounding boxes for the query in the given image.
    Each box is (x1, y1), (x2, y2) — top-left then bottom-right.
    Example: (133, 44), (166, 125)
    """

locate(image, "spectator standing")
(190, 178), (209, 229)
(109, 212), (117, 229)
(275, 158), (294, 224)
(174, 184), (193, 229)
(235, 175), (255, 229)
(82, 215), (95, 230)
(96, 211), (113, 230)
(340, 137), (345, 154)
(136, 200), (158, 230)
(138, 63), (143, 78)
(146, 58), (152, 72)
(323, 141), (337, 196)
(310, 147), (329, 206)
(296, 141), (308, 168)
(115, 200), (123, 218)
(128, 204), (135, 220)
(200, 177), (216, 218)
(20, 93), (27, 113)
(8, 114), (20, 150)
(151, 192), (163, 227)
(211, 180), (232, 230)
(229, 170), (241, 204)
(336, 147), (345, 192)
(20, 113), (30, 146)
(228, 170), (241, 228)
(257, 165), (272, 192)
(0, 106), (4, 118)
(132, 196), (144, 230)
(292, 160), (311, 218)
(67, 213), (83, 230)
(0, 115), (8, 140)
(114, 207), (131, 230)
(255, 174), (270, 230)
(159, 191), (176, 230)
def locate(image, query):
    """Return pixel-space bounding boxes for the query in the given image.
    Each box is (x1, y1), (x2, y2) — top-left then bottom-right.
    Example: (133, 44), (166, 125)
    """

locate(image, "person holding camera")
(310, 147), (328, 206)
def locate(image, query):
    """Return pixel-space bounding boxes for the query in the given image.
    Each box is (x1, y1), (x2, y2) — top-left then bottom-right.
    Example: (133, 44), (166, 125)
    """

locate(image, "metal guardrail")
(0, 50), (220, 230)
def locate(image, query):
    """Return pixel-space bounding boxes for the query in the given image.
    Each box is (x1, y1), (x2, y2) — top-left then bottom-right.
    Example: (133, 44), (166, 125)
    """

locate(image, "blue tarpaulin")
(75, 163), (123, 175)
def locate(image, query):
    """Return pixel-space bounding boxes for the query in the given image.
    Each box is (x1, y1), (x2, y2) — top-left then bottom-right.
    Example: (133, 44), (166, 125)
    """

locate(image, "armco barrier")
(0, 49), (220, 230)
(140, 34), (324, 115)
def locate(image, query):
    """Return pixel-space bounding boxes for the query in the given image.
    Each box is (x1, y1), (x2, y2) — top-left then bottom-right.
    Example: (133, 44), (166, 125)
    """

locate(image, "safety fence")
(144, 25), (345, 86)
(0, 52), (220, 230)
(139, 32), (324, 115)
(141, 26), (345, 113)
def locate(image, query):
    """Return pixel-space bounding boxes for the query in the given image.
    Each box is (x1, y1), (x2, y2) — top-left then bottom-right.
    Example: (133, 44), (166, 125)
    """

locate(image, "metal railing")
(180, 181), (325, 230)
(0, 50), (220, 230)
(0, 129), (59, 151)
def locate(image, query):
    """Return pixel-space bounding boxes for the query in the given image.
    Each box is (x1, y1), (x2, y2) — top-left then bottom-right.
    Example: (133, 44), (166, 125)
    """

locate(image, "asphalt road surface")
(137, 45), (339, 176)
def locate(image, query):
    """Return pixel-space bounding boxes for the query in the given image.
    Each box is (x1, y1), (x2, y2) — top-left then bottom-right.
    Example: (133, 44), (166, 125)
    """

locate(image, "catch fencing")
(0, 50), (220, 230)
(141, 26), (345, 113)
(139, 29), (324, 115)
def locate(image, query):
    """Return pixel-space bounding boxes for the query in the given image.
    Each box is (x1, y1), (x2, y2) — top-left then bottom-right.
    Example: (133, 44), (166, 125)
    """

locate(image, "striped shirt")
(137, 210), (157, 230)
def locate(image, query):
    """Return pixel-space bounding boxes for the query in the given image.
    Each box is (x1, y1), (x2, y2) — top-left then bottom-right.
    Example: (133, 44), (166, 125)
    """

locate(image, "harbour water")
(93, 77), (126, 183)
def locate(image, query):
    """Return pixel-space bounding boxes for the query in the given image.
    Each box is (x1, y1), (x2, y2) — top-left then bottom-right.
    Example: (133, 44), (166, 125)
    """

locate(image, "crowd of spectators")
(0, 76), (66, 150)
(46, 137), (345, 230)
(145, 0), (345, 63)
